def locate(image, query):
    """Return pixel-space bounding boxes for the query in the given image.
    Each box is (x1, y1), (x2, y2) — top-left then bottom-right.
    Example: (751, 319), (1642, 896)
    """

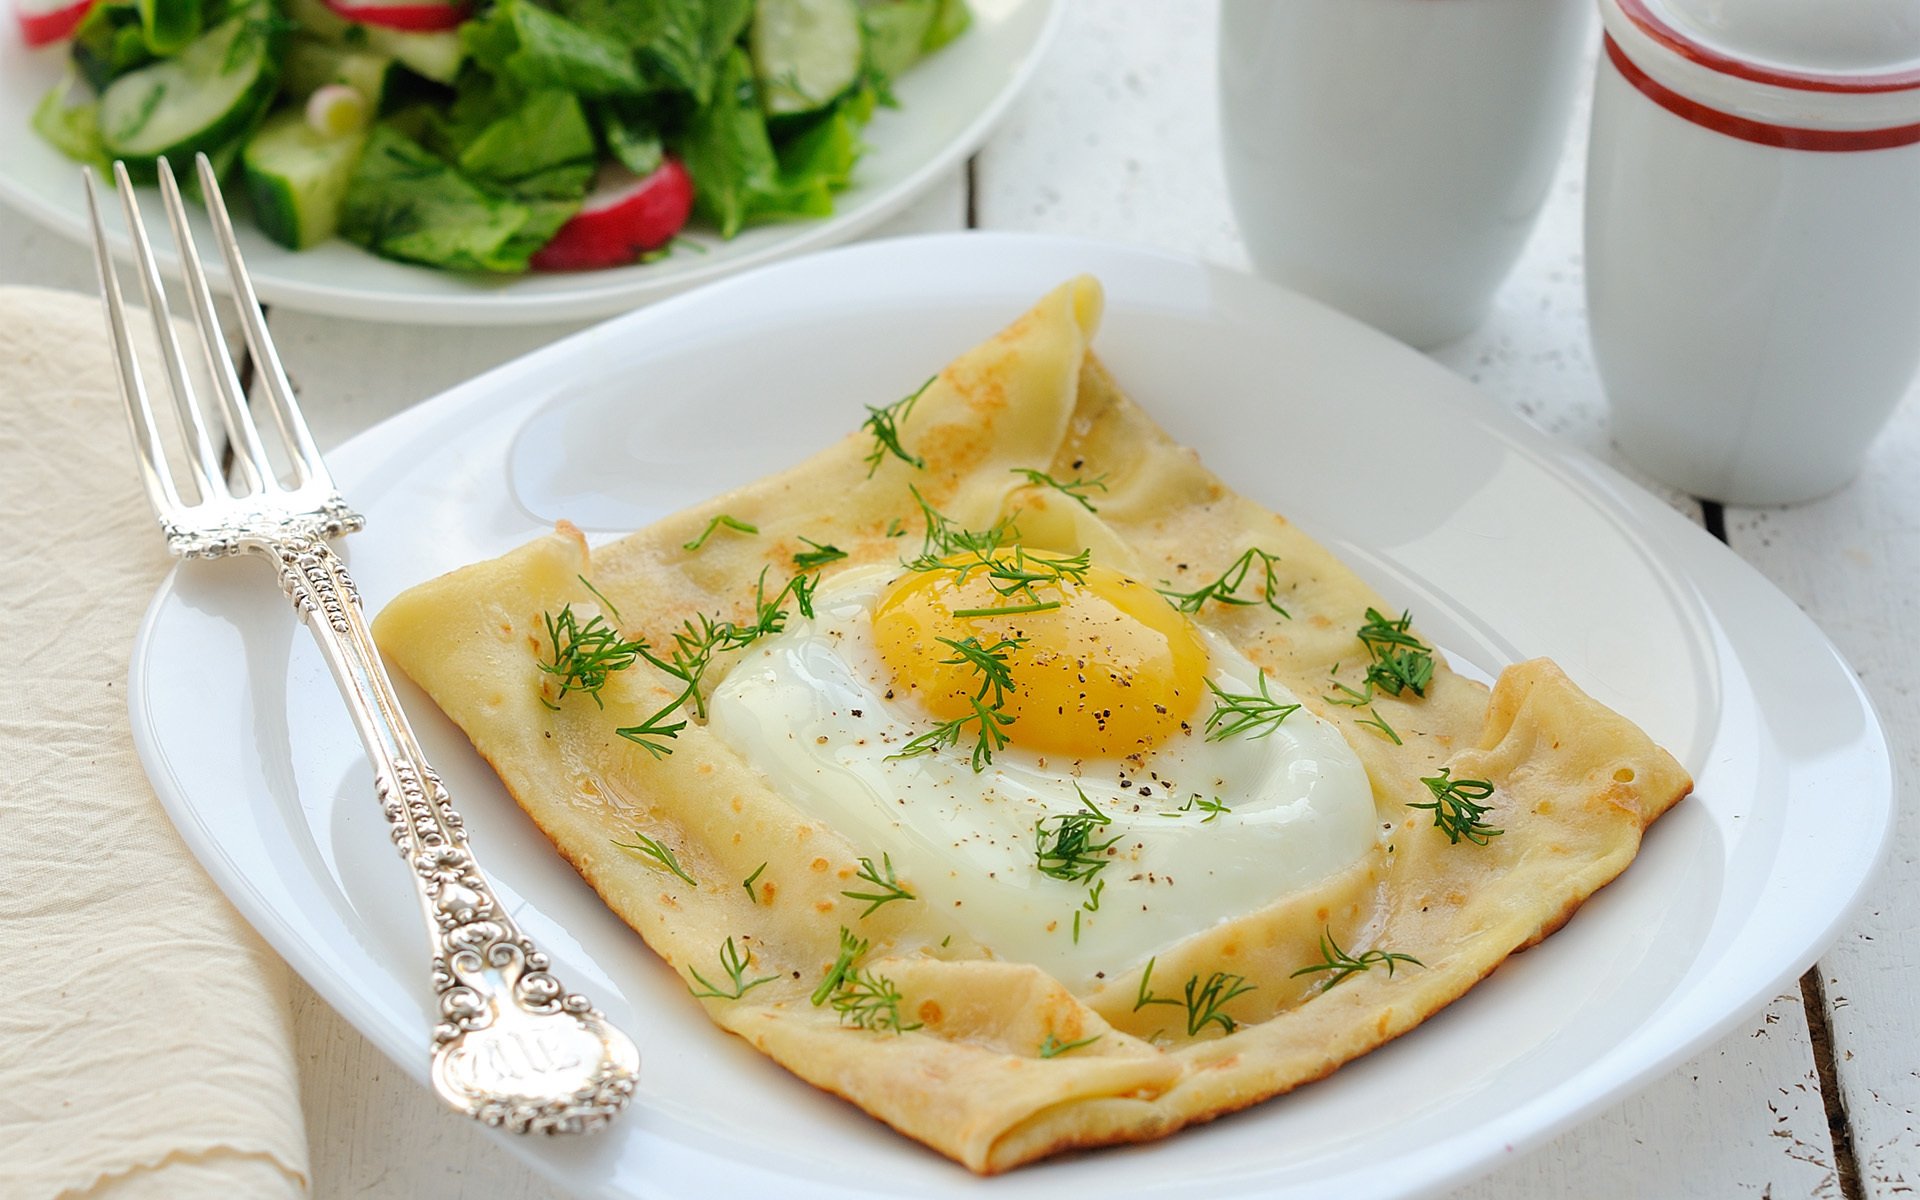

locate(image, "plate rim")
(126, 230), (1898, 1198)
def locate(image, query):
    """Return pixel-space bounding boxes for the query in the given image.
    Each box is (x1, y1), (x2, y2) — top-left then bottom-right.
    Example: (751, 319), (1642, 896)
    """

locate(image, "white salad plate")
(129, 233), (1893, 1198)
(0, 0), (1059, 325)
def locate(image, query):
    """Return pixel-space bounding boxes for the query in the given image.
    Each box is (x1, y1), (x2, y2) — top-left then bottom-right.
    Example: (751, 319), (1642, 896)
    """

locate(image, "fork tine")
(193, 153), (331, 492)
(112, 159), (228, 503)
(156, 158), (270, 496)
(84, 166), (182, 518)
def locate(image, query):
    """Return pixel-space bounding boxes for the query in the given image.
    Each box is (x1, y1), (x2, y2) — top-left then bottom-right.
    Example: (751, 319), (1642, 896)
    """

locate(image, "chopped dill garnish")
(1202, 674), (1301, 741)
(861, 376), (934, 477)
(1038, 1032), (1102, 1058)
(811, 927), (869, 1006)
(687, 936), (778, 1000)
(1158, 795), (1231, 822)
(830, 968), (921, 1034)
(577, 574), (621, 621)
(1290, 928), (1423, 989)
(743, 862), (767, 904)
(1010, 466), (1108, 513)
(888, 635), (1023, 772)
(1133, 958), (1258, 1036)
(1034, 789), (1120, 885)
(842, 854), (915, 917)
(792, 537), (848, 571)
(538, 605), (644, 710)
(614, 706), (687, 758)
(1157, 548), (1290, 617)
(610, 831), (697, 886)
(1356, 608), (1436, 698)
(681, 513), (758, 552)
(1355, 707), (1403, 745)
(1411, 768), (1502, 845)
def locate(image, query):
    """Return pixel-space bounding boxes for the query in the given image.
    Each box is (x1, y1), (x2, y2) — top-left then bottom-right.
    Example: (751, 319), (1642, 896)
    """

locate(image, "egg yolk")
(872, 552), (1209, 759)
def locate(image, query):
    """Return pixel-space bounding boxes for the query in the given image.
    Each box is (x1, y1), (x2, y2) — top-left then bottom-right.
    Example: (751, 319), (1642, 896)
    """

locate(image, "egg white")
(708, 564), (1380, 987)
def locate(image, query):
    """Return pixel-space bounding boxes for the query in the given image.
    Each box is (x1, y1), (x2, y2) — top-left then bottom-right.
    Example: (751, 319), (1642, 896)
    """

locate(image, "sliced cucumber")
(860, 0), (934, 83)
(137, 0), (202, 54)
(751, 0), (862, 117)
(98, 4), (279, 174)
(283, 36), (395, 106)
(283, 0), (464, 84)
(243, 109), (368, 249)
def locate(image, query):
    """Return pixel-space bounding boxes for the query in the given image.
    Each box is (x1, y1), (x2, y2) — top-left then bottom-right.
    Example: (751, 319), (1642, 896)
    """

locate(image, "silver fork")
(85, 154), (639, 1135)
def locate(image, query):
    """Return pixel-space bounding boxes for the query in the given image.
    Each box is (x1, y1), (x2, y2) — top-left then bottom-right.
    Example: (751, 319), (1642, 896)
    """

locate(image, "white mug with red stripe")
(1218, 0), (1592, 349)
(1587, 0), (1920, 504)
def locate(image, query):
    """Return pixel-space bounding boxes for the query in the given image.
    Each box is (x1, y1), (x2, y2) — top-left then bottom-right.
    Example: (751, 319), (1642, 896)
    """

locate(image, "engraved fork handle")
(262, 532), (639, 1134)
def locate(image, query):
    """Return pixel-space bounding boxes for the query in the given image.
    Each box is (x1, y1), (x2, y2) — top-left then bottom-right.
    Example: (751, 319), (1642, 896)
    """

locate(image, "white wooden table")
(8, 6), (1915, 1197)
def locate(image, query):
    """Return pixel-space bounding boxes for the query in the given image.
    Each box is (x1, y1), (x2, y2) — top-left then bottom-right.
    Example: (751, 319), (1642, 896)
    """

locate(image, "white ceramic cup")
(1218, 0), (1592, 349)
(1586, 0), (1920, 505)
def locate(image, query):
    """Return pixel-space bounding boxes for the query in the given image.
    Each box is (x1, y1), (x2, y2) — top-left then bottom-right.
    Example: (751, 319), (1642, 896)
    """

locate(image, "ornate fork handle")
(259, 524), (639, 1134)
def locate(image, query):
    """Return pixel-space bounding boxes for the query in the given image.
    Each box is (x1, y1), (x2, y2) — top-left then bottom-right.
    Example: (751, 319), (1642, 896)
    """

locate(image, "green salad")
(33, 0), (969, 272)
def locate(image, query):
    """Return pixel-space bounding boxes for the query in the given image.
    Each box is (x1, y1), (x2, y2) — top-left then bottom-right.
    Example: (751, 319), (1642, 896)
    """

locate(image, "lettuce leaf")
(676, 46), (776, 237)
(341, 123), (565, 273)
(462, 0), (645, 98)
(457, 88), (597, 200)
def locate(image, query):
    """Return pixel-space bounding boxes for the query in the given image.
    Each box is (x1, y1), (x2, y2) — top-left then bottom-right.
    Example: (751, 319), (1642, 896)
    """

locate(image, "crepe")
(371, 278), (1690, 1173)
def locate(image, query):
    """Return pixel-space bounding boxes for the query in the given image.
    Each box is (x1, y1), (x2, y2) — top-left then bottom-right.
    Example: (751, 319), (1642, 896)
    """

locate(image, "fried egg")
(709, 556), (1379, 986)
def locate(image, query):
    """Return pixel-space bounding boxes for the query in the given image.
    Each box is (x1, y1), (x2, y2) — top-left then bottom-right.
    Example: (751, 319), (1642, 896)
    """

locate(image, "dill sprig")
(1323, 671), (1405, 744)
(905, 488), (1092, 605)
(1157, 547), (1291, 617)
(1010, 466), (1108, 513)
(681, 513), (758, 552)
(792, 537), (848, 571)
(1356, 608), (1436, 698)
(831, 968), (922, 1034)
(1071, 877), (1105, 943)
(891, 696), (1014, 773)
(1355, 707), (1403, 745)
(1290, 928), (1423, 989)
(1203, 674), (1301, 741)
(610, 831), (697, 886)
(1034, 789), (1120, 885)
(861, 376), (934, 477)
(742, 862), (767, 904)
(1157, 794), (1231, 822)
(1132, 957), (1258, 1036)
(1412, 768), (1502, 845)
(687, 936), (778, 1000)
(811, 927), (869, 1006)
(842, 854), (915, 917)
(1038, 1032), (1102, 1058)
(538, 605), (645, 710)
(889, 635), (1023, 772)
(616, 569), (819, 754)
(613, 706), (688, 759)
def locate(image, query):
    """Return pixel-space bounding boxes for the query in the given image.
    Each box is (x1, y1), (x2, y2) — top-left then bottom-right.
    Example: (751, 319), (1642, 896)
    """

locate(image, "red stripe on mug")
(1606, 35), (1920, 152)
(1616, 0), (1920, 94)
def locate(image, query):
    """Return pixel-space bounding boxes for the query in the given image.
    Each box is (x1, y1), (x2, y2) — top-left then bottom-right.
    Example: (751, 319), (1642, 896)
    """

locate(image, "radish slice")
(531, 158), (695, 273)
(305, 83), (369, 136)
(15, 0), (94, 45)
(320, 0), (466, 32)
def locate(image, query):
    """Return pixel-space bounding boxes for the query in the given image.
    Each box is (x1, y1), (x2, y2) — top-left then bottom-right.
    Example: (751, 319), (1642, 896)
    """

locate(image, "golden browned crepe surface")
(372, 278), (1690, 1173)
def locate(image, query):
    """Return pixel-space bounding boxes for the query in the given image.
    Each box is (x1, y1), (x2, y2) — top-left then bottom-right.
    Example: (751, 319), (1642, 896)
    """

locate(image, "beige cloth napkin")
(0, 287), (310, 1198)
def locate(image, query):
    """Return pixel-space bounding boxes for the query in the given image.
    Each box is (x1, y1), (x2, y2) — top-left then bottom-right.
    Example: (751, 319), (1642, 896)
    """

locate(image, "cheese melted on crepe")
(373, 277), (1691, 1174)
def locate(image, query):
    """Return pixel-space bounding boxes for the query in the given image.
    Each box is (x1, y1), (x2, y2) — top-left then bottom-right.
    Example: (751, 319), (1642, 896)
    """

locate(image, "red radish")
(15, 0), (94, 45)
(321, 0), (466, 31)
(531, 158), (694, 273)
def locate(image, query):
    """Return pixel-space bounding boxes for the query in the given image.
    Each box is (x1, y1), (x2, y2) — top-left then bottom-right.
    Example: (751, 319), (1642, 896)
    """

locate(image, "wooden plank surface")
(1724, 397), (1920, 1198)
(0, 3), (1896, 1194)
